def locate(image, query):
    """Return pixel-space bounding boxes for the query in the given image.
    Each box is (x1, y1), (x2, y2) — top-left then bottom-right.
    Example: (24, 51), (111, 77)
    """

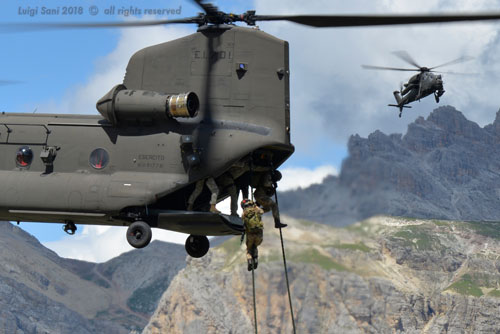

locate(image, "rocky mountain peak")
(486, 108), (500, 136)
(0, 221), (187, 334)
(143, 216), (500, 334)
(280, 106), (500, 226)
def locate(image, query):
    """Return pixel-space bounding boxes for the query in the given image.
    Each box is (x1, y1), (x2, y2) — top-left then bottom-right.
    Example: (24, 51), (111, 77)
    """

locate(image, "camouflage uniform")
(187, 177), (219, 211)
(215, 173), (238, 216)
(242, 204), (264, 264)
(253, 172), (281, 226)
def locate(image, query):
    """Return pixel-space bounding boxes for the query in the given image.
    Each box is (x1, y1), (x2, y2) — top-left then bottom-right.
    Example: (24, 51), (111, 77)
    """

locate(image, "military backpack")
(244, 207), (263, 232)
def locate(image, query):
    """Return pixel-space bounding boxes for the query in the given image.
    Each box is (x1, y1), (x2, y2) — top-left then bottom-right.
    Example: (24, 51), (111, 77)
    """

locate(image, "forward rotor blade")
(362, 65), (419, 71)
(0, 18), (200, 32)
(0, 80), (22, 86)
(5, 11), (500, 32)
(253, 13), (500, 27)
(392, 51), (421, 68)
(430, 56), (474, 70)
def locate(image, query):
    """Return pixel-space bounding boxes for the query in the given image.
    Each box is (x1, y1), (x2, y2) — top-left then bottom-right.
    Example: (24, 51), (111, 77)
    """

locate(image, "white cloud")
(278, 165), (338, 191)
(255, 0), (500, 145)
(44, 224), (187, 263)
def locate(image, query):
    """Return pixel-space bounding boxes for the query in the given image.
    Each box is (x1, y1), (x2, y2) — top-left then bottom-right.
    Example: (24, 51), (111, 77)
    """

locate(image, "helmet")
(272, 170), (282, 182)
(241, 199), (254, 209)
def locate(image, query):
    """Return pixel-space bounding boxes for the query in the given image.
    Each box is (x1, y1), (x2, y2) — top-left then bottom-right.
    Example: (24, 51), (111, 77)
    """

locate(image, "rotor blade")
(433, 70), (478, 76)
(252, 13), (500, 27)
(0, 17), (201, 32)
(0, 80), (22, 86)
(430, 56), (474, 70)
(193, 0), (219, 15)
(362, 65), (419, 71)
(392, 51), (421, 68)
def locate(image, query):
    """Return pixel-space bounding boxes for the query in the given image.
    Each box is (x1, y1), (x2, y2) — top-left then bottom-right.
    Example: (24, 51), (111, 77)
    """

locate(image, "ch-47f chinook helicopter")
(363, 51), (473, 117)
(3, 1), (500, 258)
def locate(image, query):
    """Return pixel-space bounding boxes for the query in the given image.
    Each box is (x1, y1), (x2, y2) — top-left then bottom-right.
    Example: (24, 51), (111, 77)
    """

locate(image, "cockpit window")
(89, 148), (109, 169)
(16, 146), (33, 168)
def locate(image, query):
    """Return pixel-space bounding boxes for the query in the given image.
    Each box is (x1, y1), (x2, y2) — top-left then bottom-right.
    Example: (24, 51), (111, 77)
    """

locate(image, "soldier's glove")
(265, 188), (275, 196)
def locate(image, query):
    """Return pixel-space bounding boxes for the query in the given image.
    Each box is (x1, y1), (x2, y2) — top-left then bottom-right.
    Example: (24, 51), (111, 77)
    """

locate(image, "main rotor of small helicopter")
(4, 0), (500, 31)
(362, 50), (474, 74)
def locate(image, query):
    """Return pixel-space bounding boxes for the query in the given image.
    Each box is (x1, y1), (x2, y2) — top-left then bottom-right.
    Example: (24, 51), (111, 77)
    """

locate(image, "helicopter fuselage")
(398, 71), (444, 105)
(0, 25), (294, 238)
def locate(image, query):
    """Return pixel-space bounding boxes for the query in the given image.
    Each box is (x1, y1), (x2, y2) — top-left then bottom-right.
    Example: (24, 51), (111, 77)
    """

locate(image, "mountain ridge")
(279, 106), (500, 226)
(143, 215), (500, 334)
(0, 222), (187, 333)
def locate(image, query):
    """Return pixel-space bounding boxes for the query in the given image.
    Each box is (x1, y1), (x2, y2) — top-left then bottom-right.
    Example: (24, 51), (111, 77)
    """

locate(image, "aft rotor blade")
(392, 51), (421, 68)
(193, 0), (220, 16)
(253, 13), (500, 27)
(0, 18), (201, 32)
(430, 56), (474, 70)
(362, 65), (419, 71)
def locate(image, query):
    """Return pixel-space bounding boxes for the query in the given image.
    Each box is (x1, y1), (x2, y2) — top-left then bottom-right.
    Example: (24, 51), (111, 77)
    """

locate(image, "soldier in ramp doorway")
(253, 171), (287, 229)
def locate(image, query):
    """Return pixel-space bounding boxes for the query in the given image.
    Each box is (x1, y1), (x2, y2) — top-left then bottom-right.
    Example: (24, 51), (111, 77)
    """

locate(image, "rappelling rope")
(247, 162), (296, 334)
(248, 158), (258, 334)
(273, 183), (297, 334)
(251, 261), (258, 334)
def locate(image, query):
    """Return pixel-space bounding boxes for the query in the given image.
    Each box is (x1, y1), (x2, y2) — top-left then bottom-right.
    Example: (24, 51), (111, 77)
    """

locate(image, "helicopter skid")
(156, 210), (244, 236)
(388, 104), (412, 108)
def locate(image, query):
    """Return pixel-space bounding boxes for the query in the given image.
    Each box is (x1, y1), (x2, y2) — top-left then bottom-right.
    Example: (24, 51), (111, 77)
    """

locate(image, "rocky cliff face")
(279, 106), (500, 226)
(143, 215), (500, 334)
(0, 222), (186, 334)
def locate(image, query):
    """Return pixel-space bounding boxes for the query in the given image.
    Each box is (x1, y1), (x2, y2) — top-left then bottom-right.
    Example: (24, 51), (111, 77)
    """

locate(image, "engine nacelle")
(96, 84), (199, 124)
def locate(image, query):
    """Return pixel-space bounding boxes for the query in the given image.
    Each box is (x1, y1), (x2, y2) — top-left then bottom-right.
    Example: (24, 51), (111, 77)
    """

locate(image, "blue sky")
(3, 0), (500, 260)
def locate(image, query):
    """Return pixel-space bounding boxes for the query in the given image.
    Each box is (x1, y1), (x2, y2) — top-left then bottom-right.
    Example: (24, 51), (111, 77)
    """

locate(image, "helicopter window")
(89, 148), (109, 170)
(16, 146), (33, 168)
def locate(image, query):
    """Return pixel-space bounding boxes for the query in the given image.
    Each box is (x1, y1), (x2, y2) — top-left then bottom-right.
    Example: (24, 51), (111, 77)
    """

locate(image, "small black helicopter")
(363, 51), (473, 117)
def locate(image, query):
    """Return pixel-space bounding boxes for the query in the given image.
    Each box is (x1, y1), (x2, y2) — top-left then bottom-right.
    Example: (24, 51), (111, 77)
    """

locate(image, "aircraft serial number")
(137, 163), (163, 169)
(138, 154), (165, 161)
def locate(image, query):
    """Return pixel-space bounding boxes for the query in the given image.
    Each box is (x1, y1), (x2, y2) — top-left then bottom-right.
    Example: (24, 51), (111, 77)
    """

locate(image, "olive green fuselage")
(0, 25), (293, 236)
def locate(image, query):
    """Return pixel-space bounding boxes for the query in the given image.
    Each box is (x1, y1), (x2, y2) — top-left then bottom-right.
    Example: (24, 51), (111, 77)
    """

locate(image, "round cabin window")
(16, 146), (33, 167)
(89, 148), (109, 170)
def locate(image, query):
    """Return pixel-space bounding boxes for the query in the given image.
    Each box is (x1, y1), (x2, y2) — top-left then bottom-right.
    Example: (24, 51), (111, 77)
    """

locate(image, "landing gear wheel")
(63, 221), (77, 235)
(185, 235), (210, 258)
(126, 221), (152, 249)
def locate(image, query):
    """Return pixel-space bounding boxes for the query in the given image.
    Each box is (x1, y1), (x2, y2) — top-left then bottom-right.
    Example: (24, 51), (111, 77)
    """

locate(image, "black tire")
(185, 235), (210, 258)
(126, 221), (152, 249)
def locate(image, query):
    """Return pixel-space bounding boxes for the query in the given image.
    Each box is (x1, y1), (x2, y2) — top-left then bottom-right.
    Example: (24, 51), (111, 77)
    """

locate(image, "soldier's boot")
(274, 217), (287, 229)
(187, 203), (194, 211)
(209, 204), (221, 214)
(253, 256), (258, 270)
(248, 258), (254, 271)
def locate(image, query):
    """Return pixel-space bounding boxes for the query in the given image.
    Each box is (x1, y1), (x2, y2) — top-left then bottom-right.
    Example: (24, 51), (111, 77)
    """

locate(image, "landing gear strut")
(185, 235), (210, 258)
(126, 221), (152, 249)
(63, 221), (77, 235)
